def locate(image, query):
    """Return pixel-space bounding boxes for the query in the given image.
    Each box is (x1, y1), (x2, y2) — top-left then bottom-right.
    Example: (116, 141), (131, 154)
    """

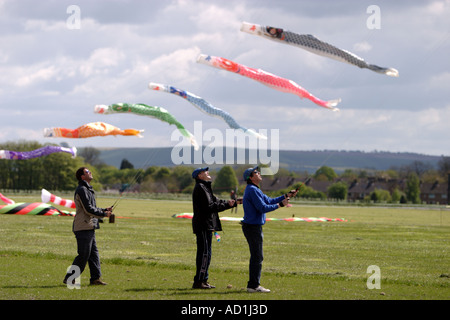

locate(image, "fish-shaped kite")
(94, 103), (199, 150)
(0, 202), (74, 216)
(197, 54), (340, 111)
(241, 22), (399, 77)
(148, 82), (267, 140)
(172, 213), (347, 222)
(43, 122), (143, 138)
(41, 188), (76, 209)
(0, 145), (76, 160)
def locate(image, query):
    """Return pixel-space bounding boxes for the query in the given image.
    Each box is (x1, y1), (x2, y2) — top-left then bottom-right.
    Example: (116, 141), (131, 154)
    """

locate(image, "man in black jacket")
(63, 167), (112, 287)
(191, 167), (236, 289)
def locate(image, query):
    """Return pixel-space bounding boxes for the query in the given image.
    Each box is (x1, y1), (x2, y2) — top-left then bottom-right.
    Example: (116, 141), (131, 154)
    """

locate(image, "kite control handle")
(286, 188), (299, 198)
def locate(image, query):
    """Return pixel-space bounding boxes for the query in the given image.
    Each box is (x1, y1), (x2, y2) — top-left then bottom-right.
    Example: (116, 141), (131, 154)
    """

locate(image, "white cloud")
(24, 19), (67, 32)
(429, 72), (450, 90)
(0, 127), (43, 142)
(0, 0), (449, 157)
(353, 41), (372, 53)
(144, 47), (202, 82)
(0, 50), (8, 63)
(189, 3), (244, 32)
(275, 105), (450, 155)
(79, 47), (125, 77)
(425, 0), (450, 15)
(14, 64), (59, 87)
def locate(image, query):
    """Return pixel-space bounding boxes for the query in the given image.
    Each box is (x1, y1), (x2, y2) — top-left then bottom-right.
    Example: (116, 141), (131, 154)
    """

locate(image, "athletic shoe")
(90, 279), (107, 285)
(247, 285), (270, 293)
(192, 280), (213, 289)
(63, 278), (74, 285)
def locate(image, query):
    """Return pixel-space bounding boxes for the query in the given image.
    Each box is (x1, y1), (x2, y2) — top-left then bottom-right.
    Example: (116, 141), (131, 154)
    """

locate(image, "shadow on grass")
(3, 285), (62, 289)
(125, 287), (248, 296)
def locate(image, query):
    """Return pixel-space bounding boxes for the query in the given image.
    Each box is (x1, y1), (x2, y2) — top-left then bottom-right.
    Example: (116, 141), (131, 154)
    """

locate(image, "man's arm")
(76, 187), (107, 217)
(248, 187), (279, 214)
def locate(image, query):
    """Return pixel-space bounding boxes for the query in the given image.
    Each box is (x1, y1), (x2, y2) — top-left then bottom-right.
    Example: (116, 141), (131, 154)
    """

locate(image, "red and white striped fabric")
(41, 188), (76, 209)
(0, 192), (15, 205)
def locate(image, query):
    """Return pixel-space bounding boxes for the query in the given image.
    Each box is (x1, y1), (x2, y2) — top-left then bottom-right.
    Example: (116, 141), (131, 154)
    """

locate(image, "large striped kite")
(240, 21), (399, 77)
(0, 145), (76, 160)
(0, 202), (74, 216)
(172, 213), (346, 222)
(197, 54), (340, 111)
(41, 188), (76, 209)
(148, 82), (267, 140)
(44, 122), (143, 139)
(94, 103), (199, 150)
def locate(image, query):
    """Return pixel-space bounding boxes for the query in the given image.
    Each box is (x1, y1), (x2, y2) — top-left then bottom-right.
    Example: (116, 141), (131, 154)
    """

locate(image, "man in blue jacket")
(242, 166), (297, 293)
(191, 167), (236, 289)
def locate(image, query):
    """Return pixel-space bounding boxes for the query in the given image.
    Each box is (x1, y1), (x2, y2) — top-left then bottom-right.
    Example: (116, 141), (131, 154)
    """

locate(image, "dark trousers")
(194, 230), (213, 282)
(242, 223), (264, 289)
(64, 229), (101, 282)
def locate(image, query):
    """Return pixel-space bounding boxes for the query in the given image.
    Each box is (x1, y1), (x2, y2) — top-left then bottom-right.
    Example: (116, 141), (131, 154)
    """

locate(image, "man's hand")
(279, 198), (289, 207)
(286, 189), (298, 198)
(104, 207), (113, 217)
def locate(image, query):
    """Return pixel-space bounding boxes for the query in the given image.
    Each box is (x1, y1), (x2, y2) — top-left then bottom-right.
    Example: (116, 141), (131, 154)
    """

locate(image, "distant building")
(420, 181), (448, 205)
(252, 175), (449, 205)
(346, 178), (406, 202)
(259, 176), (296, 192)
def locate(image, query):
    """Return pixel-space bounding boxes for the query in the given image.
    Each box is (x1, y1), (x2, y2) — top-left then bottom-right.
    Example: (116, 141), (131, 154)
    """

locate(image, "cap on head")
(192, 167), (209, 179)
(243, 166), (259, 181)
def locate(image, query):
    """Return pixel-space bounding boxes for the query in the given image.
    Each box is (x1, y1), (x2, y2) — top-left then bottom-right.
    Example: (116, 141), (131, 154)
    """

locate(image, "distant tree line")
(0, 141), (92, 191)
(1, 141), (449, 205)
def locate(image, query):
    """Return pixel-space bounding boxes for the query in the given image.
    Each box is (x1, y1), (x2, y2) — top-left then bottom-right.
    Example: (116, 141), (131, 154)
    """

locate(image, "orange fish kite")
(43, 122), (143, 138)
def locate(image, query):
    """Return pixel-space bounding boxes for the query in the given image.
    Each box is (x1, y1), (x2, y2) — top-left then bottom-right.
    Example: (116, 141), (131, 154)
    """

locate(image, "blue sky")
(1, 0), (449, 156)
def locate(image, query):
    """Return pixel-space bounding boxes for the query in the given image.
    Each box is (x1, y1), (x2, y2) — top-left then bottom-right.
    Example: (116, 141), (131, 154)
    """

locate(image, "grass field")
(1, 195), (449, 303)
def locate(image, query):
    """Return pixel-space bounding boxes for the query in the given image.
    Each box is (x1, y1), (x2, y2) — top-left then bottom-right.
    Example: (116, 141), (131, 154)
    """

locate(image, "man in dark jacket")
(63, 167), (112, 287)
(191, 167), (236, 289)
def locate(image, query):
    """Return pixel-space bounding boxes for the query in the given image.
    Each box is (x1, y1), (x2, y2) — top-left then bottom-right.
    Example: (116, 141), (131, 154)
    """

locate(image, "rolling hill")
(91, 147), (443, 173)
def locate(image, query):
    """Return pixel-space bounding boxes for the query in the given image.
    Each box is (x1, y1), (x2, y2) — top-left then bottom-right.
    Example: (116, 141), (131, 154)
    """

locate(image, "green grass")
(0, 196), (449, 300)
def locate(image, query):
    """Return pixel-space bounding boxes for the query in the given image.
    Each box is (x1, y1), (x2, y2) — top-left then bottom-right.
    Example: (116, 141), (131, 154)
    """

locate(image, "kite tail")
(244, 128), (268, 140)
(367, 65), (399, 77)
(0, 192), (15, 205)
(174, 127), (199, 151)
(191, 138), (200, 151)
(41, 188), (52, 204)
(53, 146), (77, 158)
(41, 188), (76, 209)
(179, 129), (199, 151)
(70, 147), (77, 158)
(122, 129), (144, 137)
(304, 94), (341, 111)
(184, 134), (200, 150)
(324, 99), (341, 111)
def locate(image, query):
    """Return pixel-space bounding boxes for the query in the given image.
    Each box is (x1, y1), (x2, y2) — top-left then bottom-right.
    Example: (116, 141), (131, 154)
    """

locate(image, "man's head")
(243, 166), (261, 185)
(192, 167), (211, 181)
(76, 167), (93, 183)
